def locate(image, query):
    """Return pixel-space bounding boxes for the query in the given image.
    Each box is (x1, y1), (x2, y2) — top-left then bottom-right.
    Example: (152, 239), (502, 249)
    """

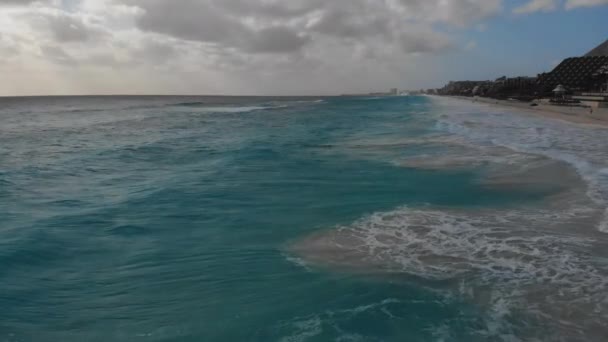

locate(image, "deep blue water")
(1, 95), (607, 341)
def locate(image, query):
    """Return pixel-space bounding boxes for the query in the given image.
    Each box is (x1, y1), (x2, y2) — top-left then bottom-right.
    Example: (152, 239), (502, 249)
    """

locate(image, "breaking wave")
(272, 299), (404, 342)
(431, 97), (608, 232)
(290, 96), (608, 340)
(170, 104), (273, 113)
(171, 101), (207, 107)
(290, 206), (608, 341)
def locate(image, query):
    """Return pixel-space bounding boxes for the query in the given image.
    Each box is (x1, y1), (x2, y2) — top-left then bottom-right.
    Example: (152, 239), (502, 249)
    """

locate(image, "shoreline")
(435, 95), (608, 128)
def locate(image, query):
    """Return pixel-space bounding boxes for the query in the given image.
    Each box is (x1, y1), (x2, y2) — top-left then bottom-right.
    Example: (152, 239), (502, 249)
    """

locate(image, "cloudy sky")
(0, 0), (607, 96)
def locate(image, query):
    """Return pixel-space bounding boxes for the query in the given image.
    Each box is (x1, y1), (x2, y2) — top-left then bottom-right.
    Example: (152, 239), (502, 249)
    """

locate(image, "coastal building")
(438, 80), (492, 96)
(537, 56), (608, 93)
(505, 76), (537, 89)
(438, 38), (608, 104)
(483, 76), (538, 99)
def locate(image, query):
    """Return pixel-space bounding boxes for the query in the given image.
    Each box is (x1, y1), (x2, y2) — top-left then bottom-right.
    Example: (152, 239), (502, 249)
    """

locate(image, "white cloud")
(514, 0), (558, 14)
(465, 41), (478, 51)
(0, 0), (604, 95)
(515, 0), (608, 13)
(566, 0), (608, 9)
(26, 8), (108, 42)
(126, 0), (499, 55)
(394, 0), (502, 26)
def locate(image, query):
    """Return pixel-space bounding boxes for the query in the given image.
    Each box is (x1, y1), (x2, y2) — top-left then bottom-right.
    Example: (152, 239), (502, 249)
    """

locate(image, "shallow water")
(1, 95), (607, 341)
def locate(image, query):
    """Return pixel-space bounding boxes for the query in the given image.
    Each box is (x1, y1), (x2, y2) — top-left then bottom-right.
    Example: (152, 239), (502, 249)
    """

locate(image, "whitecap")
(278, 317), (323, 342)
(291, 205), (608, 340)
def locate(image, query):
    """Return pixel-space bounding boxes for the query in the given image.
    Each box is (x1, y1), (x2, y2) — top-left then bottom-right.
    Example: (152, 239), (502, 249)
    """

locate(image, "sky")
(0, 0), (607, 96)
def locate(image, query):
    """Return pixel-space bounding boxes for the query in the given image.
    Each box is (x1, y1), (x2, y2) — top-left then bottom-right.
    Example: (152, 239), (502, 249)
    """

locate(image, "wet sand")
(443, 95), (608, 127)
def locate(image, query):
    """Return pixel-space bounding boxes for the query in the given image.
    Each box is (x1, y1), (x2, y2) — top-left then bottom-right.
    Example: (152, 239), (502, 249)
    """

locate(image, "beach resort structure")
(537, 56), (608, 94)
(437, 39), (608, 108)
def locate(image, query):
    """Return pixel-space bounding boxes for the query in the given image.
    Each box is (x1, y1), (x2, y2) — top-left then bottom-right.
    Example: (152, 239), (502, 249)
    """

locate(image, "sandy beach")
(444, 95), (608, 127)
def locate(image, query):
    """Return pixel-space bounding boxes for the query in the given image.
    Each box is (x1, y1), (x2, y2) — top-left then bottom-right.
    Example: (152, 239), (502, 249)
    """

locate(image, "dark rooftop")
(538, 56), (608, 90)
(585, 39), (608, 57)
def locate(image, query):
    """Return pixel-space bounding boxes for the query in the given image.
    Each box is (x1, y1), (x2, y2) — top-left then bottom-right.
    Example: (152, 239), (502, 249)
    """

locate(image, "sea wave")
(431, 97), (608, 233)
(600, 208), (608, 233)
(291, 205), (608, 341)
(170, 104), (273, 113)
(170, 101), (207, 107)
(290, 97), (608, 339)
(273, 299), (402, 342)
(193, 106), (271, 113)
(168, 101), (302, 113)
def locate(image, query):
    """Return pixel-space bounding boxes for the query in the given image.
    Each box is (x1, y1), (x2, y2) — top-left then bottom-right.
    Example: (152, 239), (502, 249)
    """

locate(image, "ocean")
(1, 95), (607, 341)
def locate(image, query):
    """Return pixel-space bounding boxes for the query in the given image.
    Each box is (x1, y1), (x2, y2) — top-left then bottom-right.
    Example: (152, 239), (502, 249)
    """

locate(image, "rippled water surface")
(1, 95), (608, 341)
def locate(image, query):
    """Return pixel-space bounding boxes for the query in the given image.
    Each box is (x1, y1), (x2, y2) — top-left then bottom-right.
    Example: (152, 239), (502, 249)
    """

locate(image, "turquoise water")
(1, 95), (608, 341)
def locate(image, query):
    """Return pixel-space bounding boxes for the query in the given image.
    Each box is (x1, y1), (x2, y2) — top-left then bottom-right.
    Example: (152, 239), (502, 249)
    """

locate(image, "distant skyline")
(1, 0), (607, 96)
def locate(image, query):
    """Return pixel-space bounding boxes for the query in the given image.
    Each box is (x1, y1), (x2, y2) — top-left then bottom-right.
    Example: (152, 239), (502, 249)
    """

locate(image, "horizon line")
(0, 93), (420, 98)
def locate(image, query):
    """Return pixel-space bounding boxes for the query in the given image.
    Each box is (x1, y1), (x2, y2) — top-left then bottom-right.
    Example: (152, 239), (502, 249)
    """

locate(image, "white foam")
(278, 317), (323, 342)
(599, 208), (608, 233)
(292, 206), (608, 338)
(290, 96), (608, 338)
(429, 324), (452, 342)
(345, 207), (595, 280)
(430, 97), (608, 233)
(283, 254), (312, 271)
(275, 299), (401, 342)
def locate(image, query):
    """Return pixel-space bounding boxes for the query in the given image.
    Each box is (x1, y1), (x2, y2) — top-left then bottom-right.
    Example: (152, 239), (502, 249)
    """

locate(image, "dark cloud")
(20, 9), (108, 43)
(0, 33), (19, 60)
(135, 1), (241, 45)
(132, 0), (309, 54)
(212, 0), (320, 19)
(0, 0), (512, 95)
(245, 26), (310, 53)
(128, 0), (495, 55)
(310, 8), (388, 39)
(396, 0), (502, 26)
(122, 0), (508, 58)
(399, 31), (452, 54)
(40, 45), (74, 64)
(132, 39), (177, 64)
(45, 13), (100, 42)
(39, 43), (137, 69)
